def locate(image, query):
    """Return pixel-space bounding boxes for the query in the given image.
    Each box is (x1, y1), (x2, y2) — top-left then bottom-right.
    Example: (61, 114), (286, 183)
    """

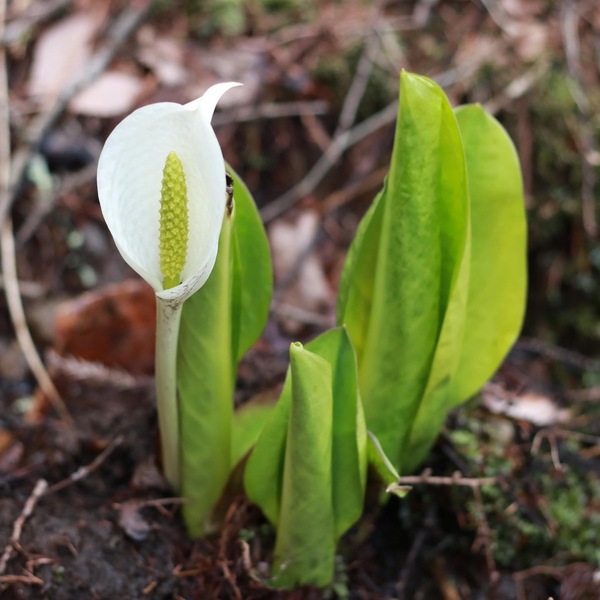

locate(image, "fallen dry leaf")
(54, 280), (155, 374)
(69, 71), (145, 117)
(482, 383), (570, 426)
(269, 210), (333, 331)
(28, 12), (101, 105)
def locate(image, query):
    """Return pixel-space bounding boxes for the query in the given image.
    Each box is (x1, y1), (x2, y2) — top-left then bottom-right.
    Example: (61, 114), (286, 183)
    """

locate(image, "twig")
(260, 61), (480, 223)
(1, 218), (73, 423)
(44, 435), (124, 495)
(322, 165), (388, 213)
(561, 0), (597, 237)
(1, 0), (73, 46)
(0, 479), (48, 575)
(0, 273), (45, 298)
(565, 386), (600, 402)
(0, 438), (124, 581)
(260, 99), (399, 223)
(387, 469), (499, 493)
(212, 100), (329, 126)
(46, 350), (153, 390)
(0, 0), (72, 425)
(516, 336), (600, 371)
(0, 572), (44, 586)
(472, 485), (499, 582)
(0, 4), (151, 228)
(333, 2), (384, 137)
(396, 515), (430, 599)
(531, 430), (564, 471)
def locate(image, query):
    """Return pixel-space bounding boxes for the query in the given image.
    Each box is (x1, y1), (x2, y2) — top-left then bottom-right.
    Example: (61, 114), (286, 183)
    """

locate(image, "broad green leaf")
(274, 343), (335, 588)
(178, 214), (234, 537)
(229, 168), (273, 364)
(244, 328), (367, 587)
(300, 327), (367, 538)
(451, 105), (526, 402)
(243, 372), (291, 526)
(337, 71), (470, 472)
(178, 172), (272, 537)
(231, 392), (277, 468)
(402, 105), (526, 472)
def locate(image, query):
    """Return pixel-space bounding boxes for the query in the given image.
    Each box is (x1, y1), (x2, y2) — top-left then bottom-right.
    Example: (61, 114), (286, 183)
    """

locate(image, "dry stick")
(0, 0), (71, 424)
(0, 4), (152, 228)
(561, 0), (598, 238)
(516, 336), (600, 372)
(260, 100), (399, 223)
(388, 470), (499, 492)
(390, 471), (500, 585)
(0, 5), (150, 424)
(0, 479), (49, 576)
(260, 17), (385, 224)
(0, 0), (73, 46)
(260, 61), (478, 224)
(44, 435), (124, 495)
(472, 485), (499, 582)
(333, 4), (383, 138)
(0, 438), (124, 583)
(0, 573), (44, 585)
(212, 100), (329, 126)
(1, 219), (72, 423)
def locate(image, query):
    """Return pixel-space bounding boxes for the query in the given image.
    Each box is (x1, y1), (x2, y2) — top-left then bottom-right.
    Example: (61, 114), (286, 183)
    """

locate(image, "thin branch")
(44, 435), (124, 495)
(260, 61), (479, 224)
(260, 99), (398, 223)
(1, 0), (73, 46)
(516, 336), (600, 371)
(0, 479), (48, 576)
(0, 4), (152, 228)
(387, 469), (499, 494)
(212, 100), (329, 126)
(1, 218), (73, 423)
(0, 573), (44, 586)
(472, 485), (499, 582)
(561, 0), (597, 237)
(0, 0), (72, 424)
(334, 3), (384, 137)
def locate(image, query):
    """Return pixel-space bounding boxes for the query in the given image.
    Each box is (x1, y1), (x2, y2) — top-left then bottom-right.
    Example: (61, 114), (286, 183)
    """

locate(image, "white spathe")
(97, 82), (241, 302)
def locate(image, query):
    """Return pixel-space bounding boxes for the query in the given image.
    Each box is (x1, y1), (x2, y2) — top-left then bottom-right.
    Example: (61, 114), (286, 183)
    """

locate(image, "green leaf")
(403, 106), (527, 471)
(367, 431), (403, 491)
(231, 392), (277, 468)
(178, 215), (234, 537)
(451, 105), (527, 402)
(302, 327), (367, 538)
(229, 168), (273, 365)
(274, 342), (335, 588)
(244, 328), (366, 588)
(337, 71), (470, 472)
(177, 171), (272, 537)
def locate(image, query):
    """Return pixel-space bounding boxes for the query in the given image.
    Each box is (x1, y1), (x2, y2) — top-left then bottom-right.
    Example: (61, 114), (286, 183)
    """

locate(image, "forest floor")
(0, 1), (599, 599)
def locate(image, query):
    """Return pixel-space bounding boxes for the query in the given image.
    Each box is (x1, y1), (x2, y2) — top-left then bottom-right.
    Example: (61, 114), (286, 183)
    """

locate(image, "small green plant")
(97, 71), (527, 589)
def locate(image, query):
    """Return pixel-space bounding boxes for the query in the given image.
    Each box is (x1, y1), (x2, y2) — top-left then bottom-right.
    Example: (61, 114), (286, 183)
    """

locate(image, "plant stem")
(155, 296), (183, 490)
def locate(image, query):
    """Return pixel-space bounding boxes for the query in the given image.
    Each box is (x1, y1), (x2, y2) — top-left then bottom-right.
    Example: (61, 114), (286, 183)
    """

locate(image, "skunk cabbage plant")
(97, 82), (241, 489)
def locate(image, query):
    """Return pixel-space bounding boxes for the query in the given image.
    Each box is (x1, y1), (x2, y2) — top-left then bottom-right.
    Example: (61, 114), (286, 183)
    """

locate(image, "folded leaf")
(232, 393), (277, 468)
(178, 170), (272, 536)
(403, 105), (526, 471)
(244, 327), (366, 588)
(337, 71), (470, 472)
(451, 105), (527, 403)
